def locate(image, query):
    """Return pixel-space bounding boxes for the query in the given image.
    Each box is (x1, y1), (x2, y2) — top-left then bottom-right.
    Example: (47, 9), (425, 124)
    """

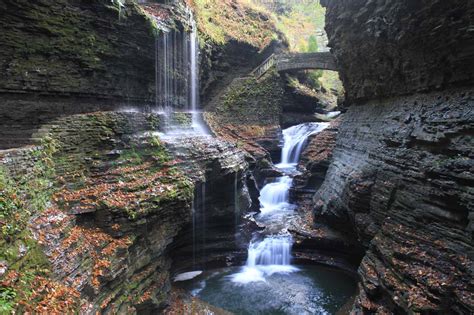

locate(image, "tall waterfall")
(154, 9), (208, 134)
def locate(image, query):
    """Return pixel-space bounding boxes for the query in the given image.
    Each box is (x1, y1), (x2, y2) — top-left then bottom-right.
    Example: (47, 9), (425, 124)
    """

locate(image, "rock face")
(0, 0), (157, 149)
(158, 135), (253, 272)
(321, 0), (474, 103)
(0, 0), (155, 98)
(316, 1), (474, 313)
(292, 118), (340, 205)
(0, 112), (251, 313)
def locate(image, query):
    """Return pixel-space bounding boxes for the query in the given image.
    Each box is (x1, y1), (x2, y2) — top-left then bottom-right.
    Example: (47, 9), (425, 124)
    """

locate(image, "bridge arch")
(276, 52), (338, 72)
(251, 52), (338, 79)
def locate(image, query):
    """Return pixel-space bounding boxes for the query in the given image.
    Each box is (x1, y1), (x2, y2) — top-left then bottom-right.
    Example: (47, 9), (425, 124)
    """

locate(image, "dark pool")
(180, 265), (357, 315)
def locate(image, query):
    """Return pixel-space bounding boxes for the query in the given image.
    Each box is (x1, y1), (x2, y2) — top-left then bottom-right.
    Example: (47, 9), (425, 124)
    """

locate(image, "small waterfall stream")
(277, 122), (330, 168)
(231, 122), (329, 284)
(154, 9), (208, 135)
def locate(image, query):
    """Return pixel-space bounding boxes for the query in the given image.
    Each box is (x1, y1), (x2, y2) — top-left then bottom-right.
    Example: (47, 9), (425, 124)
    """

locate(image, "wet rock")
(291, 118), (340, 206)
(162, 134), (253, 272)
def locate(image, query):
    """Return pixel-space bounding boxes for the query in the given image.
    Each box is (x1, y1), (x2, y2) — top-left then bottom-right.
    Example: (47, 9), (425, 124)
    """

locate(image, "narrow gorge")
(0, 0), (472, 314)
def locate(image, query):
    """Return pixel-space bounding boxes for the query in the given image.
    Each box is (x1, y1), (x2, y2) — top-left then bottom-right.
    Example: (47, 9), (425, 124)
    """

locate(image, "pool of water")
(180, 265), (357, 315)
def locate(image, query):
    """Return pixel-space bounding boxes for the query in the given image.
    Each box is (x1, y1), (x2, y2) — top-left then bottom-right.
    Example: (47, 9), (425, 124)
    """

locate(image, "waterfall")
(234, 172), (240, 227)
(230, 235), (298, 284)
(190, 19), (198, 113)
(258, 176), (293, 214)
(277, 122), (329, 168)
(154, 9), (208, 134)
(247, 236), (293, 266)
(189, 16), (208, 134)
(231, 123), (330, 284)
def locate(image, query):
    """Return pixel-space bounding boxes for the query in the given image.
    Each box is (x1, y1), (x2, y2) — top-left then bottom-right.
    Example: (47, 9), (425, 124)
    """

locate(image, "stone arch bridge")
(251, 52), (338, 78)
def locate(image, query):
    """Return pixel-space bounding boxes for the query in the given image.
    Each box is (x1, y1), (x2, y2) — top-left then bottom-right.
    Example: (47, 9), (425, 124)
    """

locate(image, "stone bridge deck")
(252, 52), (338, 79)
(276, 52), (338, 72)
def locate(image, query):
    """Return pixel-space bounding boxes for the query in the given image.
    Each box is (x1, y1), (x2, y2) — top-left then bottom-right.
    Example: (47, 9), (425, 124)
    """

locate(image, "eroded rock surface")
(322, 0), (474, 103)
(0, 112), (251, 313)
(316, 1), (474, 312)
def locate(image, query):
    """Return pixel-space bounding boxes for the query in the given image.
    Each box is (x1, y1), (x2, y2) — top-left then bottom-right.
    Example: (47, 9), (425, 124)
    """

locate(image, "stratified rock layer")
(314, 89), (473, 313)
(317, 0), (474, 313)
(0, 112), (250, 313)
(322, 0), (474, 102)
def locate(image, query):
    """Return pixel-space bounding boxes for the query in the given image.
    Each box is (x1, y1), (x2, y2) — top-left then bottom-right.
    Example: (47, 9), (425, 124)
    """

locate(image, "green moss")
(170, 112), (192, 127)
(147, 114), (162, 130)
(0, 138), (57, 312)
(215, 69), (285, 126)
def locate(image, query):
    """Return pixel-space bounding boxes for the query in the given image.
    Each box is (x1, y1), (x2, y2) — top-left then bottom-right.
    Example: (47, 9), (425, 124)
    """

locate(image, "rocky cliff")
(316, 1), (474, 313)
(0, 0), (198, 149)
(0, 1), (264, 312)
(321, 0), (474, 103)
(0, 111), (250, 313)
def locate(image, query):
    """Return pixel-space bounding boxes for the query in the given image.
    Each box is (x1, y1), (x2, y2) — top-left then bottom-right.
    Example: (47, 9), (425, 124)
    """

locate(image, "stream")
(179, 122), (357, 314)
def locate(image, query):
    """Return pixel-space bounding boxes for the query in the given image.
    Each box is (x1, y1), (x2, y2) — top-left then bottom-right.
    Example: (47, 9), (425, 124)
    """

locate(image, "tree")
(307, 35), (319, 53)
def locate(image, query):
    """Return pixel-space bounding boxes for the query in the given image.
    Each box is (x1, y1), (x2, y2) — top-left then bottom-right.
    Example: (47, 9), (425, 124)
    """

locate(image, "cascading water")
(231, 122), (329, 284)
(230, 235), (298, 284)
(258, 176), (293, 214)
(189, 16), (208, 134)
(277, 122), (329, 169)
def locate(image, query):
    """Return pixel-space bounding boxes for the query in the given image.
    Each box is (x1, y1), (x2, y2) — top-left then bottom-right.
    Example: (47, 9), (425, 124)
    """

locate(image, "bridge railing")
(250, 54), (275, 79)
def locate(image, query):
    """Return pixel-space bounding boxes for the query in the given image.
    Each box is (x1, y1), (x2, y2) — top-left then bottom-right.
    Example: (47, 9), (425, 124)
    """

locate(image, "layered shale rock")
(321, 0), (474, 103)
(160, 134), (253, 271)
(316, 0), (474, 313)
(292, 118), (340, 205)
(0, 112), (251, 313)
(0, 0), (192, 149)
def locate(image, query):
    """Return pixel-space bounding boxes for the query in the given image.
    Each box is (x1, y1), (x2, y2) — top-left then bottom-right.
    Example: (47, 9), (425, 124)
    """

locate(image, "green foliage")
(270, 0), (325, 52)
(191, 0), (275, 49)
(0, 138), (58, 243)
(0, 286), (17, 313)
(0, 135), (58, 313)
(218, 70), (284, 126)
(307, 35), (318, 52)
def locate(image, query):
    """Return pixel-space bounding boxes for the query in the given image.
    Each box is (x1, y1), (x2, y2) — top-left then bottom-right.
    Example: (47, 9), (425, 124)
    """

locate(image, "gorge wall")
(0, 0), (158, 149)
(317, 0), (474, 313)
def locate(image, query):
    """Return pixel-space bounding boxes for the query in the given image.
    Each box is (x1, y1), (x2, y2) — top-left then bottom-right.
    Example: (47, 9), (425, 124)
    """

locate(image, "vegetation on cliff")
(0, 0), (157, 99)
(189, 0), (277, 49)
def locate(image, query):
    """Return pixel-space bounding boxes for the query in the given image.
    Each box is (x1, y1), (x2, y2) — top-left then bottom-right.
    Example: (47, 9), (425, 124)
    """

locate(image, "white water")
(230, 236), (298, 284)
(232, 123), (329, 284)
(189, 17), (208, 134)
(277, 122), (329, 169)
(326, 111), (341, 119)
(258, 176), (293, 214)
(154, 10), (208, 135)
